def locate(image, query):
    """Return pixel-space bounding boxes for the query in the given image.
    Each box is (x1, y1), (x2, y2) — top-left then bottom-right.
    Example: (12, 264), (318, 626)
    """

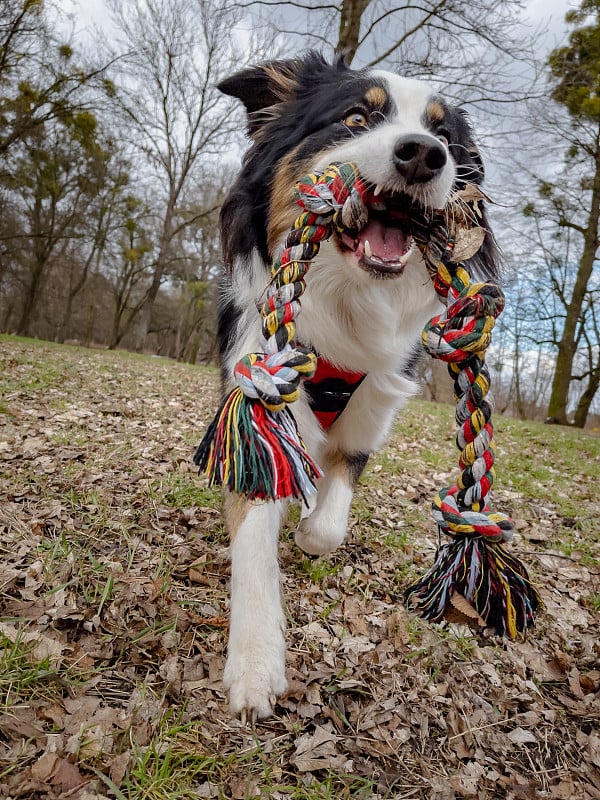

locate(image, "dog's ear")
(218, 62), (298, 113)
(218, 59), (303, 135)
(218, 53), (334, 136)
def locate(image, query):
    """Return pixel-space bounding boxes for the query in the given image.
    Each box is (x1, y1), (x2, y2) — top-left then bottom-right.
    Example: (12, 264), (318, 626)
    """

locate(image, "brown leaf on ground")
(1, 339), (599, 799)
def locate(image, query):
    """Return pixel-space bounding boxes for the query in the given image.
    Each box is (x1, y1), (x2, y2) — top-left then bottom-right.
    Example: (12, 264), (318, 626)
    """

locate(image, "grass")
(151, 472), (221, 509)
(0, 632), (64, 709)
(91, 705), (378, 800)
(0, 335), (599, 800)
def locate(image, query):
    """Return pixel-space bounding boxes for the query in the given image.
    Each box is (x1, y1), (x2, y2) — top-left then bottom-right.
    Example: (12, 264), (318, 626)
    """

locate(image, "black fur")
(218, 52), (500, 281)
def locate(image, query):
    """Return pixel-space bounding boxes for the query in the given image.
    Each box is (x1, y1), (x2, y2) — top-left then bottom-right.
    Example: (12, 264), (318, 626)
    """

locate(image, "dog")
(212, 52), (500, 721)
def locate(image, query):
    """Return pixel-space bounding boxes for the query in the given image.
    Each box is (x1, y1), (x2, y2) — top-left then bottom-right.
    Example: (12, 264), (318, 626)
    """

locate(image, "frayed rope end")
(404, 535), (542, 638)
(193, 387), (321, 503)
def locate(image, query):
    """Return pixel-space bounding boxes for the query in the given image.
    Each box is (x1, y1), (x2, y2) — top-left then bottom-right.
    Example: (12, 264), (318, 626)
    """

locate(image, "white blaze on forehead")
(313, 69), (454, 207)
(370, 70), (434, 127)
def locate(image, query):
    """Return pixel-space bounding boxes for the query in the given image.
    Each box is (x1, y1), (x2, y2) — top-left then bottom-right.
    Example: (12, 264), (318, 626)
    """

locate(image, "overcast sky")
(66, 0), (576, 51)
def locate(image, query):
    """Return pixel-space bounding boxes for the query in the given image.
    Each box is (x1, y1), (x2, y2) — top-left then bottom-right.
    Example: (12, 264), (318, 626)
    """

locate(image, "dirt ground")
(1, 337), (599, 799)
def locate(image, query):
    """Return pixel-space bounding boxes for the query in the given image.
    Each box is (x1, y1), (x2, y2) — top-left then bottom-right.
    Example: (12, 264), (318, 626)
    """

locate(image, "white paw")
(296, 472), (353, 555)
(223, 652), (287, 722)
(295, 517), (347, 555)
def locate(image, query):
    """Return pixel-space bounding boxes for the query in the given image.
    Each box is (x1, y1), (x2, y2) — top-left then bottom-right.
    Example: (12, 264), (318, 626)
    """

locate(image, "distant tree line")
(0, 0), (598, 426)
(0, 0), (240, 360)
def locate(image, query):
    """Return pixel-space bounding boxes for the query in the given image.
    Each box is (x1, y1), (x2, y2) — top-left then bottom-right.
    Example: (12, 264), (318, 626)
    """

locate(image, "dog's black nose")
(393, 134), (447, 184)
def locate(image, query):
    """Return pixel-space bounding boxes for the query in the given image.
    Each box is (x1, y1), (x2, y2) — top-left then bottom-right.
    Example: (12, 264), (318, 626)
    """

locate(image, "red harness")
(304, 357), (366, 430)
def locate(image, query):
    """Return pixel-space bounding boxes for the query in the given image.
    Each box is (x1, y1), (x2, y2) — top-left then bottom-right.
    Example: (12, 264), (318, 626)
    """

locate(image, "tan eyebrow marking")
(426, 101), (445, 124)
(365, 85), (388, 109)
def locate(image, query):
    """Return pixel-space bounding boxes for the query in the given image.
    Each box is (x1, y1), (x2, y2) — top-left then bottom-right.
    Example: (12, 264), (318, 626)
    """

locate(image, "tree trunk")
(546, 148), (600, 424)
(57, 290), (75, 343)
(57, 242), (100, 343)
(573, 368), (600, 428)
(16, 258), (45, 336)
(131, 202), (175, 351)
(337, 0), (372, 63)
(84, 300), (95, 346)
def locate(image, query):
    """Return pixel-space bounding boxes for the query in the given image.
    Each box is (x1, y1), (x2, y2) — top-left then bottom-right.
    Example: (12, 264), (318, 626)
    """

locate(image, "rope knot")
(194, 161), (542, 636)
(433, 486), (513, 542)
(295, 163), (372, 234)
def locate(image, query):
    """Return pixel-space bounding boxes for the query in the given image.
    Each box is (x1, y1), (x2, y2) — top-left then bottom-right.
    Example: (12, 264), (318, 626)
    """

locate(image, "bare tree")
(55, 155), (130, 344)
(102, 194), (154, 349)
(234, 0), (539, 107)
(169, 176), (228, 362)
(518, 1), (600, 427)
(102, 0), (256, 350)
(490, 263), (558, 421)
(0, 0), (106, 160)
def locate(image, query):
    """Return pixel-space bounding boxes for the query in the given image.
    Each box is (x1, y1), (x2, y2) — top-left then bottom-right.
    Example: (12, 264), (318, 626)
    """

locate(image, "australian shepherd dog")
(211, 52), (500, 721)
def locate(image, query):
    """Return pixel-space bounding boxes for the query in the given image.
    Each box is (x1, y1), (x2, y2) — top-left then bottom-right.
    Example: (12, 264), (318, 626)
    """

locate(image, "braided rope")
(195, 161), (541, 635)
(420, 256), (512, 541)
(406, 224), (541, 635)
(194, 163), (374, 501)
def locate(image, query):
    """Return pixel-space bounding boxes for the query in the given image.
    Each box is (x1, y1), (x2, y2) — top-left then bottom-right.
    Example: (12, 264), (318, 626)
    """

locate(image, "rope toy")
(194, 162), (541, 637)
(404, 219), (542, 637)
(194, 163), (371, 502)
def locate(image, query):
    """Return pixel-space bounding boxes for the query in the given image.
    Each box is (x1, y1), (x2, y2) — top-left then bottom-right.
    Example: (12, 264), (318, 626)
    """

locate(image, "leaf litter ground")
(0, 336), (599, 800)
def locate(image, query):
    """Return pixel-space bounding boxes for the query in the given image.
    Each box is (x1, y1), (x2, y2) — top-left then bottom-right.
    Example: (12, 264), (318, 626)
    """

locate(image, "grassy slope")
(0, 335), (599, 800)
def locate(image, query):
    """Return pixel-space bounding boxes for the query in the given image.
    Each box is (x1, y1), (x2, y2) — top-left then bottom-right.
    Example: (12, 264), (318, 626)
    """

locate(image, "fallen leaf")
(109, 751), (131, 787)
(450, 226), (487, 262)
(50, 758), (85, 791)
(292, 724), (349, 773)
(31, 752), (59, 782)
(444, 592), (486, 627)
(590, 732), (600, 769)
(507, 727), (537, 745)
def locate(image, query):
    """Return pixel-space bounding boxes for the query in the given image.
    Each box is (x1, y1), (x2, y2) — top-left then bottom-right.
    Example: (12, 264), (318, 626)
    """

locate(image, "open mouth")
(337, 193), (419, 278)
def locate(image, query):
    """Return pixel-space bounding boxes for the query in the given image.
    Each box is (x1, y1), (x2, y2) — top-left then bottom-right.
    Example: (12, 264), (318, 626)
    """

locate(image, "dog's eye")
(436, 128), (451, 146)
(344, 110), (369, 128)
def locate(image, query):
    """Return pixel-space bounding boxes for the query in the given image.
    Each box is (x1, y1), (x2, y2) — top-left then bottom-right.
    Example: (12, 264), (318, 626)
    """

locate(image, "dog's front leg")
(295, 450), (368, 555)
(223, 493), (287, 721)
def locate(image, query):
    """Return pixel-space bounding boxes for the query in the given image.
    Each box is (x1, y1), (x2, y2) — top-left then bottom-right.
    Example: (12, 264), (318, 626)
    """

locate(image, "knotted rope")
(404, 223), (541, 636)
(194, 162), (541, 637)
(194, 163), (372, 502)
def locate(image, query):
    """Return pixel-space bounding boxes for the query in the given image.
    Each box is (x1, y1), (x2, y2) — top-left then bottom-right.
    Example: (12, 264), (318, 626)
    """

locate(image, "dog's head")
(219, 52), (500, 281)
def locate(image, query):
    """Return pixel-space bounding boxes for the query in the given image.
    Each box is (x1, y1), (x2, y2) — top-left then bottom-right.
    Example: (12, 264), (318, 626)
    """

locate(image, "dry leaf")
(292, 724), (347, 773)
(50, 758), (86, 791)
(109, 751), (131, 787)
(444, 592), (486, 627)
(31, 752), (59, 782)
(450, 226), (486, 262)
(507, 727), (537, 745)
(0, 621), (65, 664)
(589, 732), (600, 769)
(453, 184), (492, 221)
(448, 761), (485, 796)
(159, 654), (183, 695)
(386, 609), (410, 649)
(456, 184), (492, 204)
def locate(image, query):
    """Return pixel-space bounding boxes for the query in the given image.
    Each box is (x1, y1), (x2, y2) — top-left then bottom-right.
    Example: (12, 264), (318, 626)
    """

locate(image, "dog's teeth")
(364, 239), (372, 257)
(373, 184), (383, 196)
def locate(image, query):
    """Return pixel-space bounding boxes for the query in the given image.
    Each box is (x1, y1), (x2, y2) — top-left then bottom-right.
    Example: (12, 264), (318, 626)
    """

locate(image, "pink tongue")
(357, 219), (408, 260)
